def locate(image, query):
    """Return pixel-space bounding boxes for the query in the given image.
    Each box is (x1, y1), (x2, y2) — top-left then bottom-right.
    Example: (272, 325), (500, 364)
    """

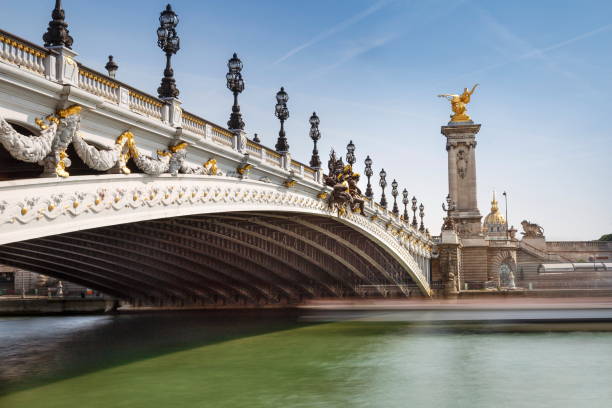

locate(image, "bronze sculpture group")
(324, 150), (365, 216)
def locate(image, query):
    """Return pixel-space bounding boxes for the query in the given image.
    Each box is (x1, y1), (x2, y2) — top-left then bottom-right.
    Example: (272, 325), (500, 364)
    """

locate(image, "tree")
(598, 234), (612, 241)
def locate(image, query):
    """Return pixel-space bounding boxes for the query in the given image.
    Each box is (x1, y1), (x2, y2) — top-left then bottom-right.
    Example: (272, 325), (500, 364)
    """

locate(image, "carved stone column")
(441, 122), (482, 238)
(438, 228), (462, 297)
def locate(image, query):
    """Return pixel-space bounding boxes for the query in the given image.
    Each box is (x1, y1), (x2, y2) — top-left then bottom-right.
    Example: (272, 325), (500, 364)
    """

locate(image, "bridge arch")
(0, 174), (432, 304)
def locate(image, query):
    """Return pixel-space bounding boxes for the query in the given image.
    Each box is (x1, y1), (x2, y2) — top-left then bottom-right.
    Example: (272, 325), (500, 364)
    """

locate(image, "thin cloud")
(460, 6), (612, 80)
(273, 0), (390, 65)
(309, 33), (399, 79)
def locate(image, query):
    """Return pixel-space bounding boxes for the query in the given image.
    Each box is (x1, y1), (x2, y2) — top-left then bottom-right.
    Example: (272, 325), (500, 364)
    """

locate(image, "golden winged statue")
(438, 84), (478, 122)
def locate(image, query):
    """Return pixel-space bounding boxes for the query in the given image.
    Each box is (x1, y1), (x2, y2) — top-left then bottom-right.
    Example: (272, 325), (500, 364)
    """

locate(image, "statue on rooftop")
(438, 84), (478, 122)
(521, 220), (545, 238)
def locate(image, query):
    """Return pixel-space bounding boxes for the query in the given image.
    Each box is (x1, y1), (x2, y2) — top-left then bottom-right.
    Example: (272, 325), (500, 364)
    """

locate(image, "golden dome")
(483, 192), (505, 225)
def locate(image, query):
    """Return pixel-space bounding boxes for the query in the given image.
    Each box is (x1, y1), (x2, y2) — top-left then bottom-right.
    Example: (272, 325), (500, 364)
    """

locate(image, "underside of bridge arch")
(0, 212), (425, 306)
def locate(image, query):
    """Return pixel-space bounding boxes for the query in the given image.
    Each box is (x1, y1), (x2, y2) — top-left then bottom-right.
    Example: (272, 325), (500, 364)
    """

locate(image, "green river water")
(1, 310), (611, 407)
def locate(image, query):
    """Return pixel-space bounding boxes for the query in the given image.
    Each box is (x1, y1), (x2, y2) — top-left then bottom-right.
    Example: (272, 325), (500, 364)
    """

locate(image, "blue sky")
(4, 0), (611, 240)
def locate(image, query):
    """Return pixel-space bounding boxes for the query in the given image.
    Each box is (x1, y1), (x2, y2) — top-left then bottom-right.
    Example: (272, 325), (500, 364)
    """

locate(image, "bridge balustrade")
(0, 30), (47, 77)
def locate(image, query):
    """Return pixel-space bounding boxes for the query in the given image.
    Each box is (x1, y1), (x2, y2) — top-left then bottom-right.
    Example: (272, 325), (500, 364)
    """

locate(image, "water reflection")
(1, 310), (612, 407)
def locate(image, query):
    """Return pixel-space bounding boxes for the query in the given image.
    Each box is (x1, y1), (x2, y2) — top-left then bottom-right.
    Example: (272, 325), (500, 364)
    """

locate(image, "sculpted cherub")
(438, 84), (478, 122)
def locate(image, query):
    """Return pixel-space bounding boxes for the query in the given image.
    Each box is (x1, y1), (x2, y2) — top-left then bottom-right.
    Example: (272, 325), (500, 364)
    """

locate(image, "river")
(1, 309), (611, 407)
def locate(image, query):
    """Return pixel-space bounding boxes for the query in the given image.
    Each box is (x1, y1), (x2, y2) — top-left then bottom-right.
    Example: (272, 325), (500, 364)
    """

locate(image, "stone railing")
(210, 126), (234, 147)
(264, 148), (282, 167)
(181, 111), (207, 135)
(0, 29), (47, 77)
(77, 65), (120, 103)
(246, 140), (263, 158)
(290, 160), (302, 174)
(128, 89), (163, 120)
(303, 166), (316, 180)
(547, 241), (612, 250)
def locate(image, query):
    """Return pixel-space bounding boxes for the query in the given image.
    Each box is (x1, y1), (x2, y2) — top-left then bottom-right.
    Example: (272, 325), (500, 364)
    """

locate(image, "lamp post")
(419, 203), (425, 232)
(226, 53), (245, 130)
(442, 194), (456, 230)
(346, 140), (356, 167)
(156, 4), (180, 99)
(364, 156), (373, 199)
(379, 169), (387, 208)
(503, 191), (509, 239)
(105, 55), (118, 78)
(309, 112), (321, 169)
(402, 188), (409, 221)
(442, 194), (456, 215)
(391, 179), (399, 215)
(411, 196), (418, 228)
(274, 87), (290, 153)
(43, 0), (74, 49)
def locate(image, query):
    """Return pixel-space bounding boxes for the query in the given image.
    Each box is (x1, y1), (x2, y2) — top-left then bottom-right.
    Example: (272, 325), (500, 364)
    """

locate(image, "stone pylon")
(441, 122), (482, 238)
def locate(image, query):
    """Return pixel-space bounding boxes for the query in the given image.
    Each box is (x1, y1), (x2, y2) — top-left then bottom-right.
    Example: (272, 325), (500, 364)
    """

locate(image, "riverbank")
(3, 294), (612, 316)
(0, 297), (116, 315)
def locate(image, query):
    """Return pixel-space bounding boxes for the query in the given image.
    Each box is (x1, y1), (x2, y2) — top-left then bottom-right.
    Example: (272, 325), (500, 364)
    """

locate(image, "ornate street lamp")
(309, 112), (321, 169)
(274, 87), (290, 153)
(346, 140), (356, 166)
(226, 53), (245, 130)
(156, 4), (180, 99)
(419, 203), (425, 232)
(379, 168), (387, 208)
(442, 194), (457, 231)
(253, 133), (261, 143)
(442, 194), (456, 215)
(364, 156), (373, 199)
(105, 55), (118, 78)
(402, 188), (409, 221)
(391, 179), (399, 215)
(411, 196), (418, 228)
(43, 0), (74, 49)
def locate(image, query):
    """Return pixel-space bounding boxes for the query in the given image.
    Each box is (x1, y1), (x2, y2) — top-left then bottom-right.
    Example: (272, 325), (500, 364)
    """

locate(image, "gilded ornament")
(169, 142), (188, 152)
(284, 180), (297, 188)
(438, 84), (478, 122)
(35, 118), (48, 130)
(237, 163), (253, 175)
(55, 150), (70, 178)
(21, 208), (28, 215)
(57, 105), (82, 118)
(317, 192), (328, 200)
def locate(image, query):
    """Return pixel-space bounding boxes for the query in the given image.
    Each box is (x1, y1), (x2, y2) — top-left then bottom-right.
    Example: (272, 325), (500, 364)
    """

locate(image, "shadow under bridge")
(0, 212), (429, 306)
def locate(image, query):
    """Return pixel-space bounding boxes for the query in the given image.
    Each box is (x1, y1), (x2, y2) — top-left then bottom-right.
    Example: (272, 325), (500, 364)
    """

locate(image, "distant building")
(432, 117), (612, 294)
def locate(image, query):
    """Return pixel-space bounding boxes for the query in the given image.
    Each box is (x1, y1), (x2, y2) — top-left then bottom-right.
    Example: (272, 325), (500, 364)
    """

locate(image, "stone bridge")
(0, 13), (433, 305)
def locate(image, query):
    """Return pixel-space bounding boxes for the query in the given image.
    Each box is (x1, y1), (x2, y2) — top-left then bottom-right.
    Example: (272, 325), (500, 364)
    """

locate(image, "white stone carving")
(71, 132), (124, 171)
(0, 113), (58, 163)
